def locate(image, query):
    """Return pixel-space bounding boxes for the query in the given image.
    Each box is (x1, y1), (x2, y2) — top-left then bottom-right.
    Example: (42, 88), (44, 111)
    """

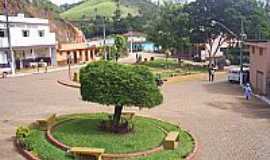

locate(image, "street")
(0, 70), (270, 160)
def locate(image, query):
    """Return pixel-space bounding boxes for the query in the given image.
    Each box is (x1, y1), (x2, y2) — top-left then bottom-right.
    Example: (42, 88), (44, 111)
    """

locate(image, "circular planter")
(57, 80), (80, 89)
(46, 116), (166, 159)
(16, 113), (198, 160)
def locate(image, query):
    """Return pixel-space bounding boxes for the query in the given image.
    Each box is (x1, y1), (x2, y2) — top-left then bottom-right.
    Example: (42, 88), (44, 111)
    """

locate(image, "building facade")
(57, 43), (97, 66)
(0, 13), (56, 69)
(247, 42), (270, 96)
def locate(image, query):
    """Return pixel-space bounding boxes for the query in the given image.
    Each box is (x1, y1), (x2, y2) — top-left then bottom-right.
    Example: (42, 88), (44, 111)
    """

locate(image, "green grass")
(52, 113), (165, 153)
(61, 0), (138, 20)
(24, 113), (194, 160)
(140, 58), (208, 80)
(134, 131), (194, 160)
(25, 130), (72, 160)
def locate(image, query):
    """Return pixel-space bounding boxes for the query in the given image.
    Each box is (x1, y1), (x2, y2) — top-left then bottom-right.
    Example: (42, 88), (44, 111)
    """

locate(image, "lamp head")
(211, 20), (217, 26)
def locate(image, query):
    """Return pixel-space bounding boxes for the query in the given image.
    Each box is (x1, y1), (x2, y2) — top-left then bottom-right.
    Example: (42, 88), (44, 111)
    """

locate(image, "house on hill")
(0, 13), (57, 69)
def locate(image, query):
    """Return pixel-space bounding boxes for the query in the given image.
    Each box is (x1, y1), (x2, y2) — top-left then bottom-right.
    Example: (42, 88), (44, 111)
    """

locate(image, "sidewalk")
(254, 94), (270, 105)
(7, 64), (85, 78)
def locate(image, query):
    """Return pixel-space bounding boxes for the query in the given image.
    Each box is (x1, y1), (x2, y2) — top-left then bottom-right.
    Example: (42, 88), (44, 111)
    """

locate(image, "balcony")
(11, 33), (56, 48)
(0, 32), (56, 49)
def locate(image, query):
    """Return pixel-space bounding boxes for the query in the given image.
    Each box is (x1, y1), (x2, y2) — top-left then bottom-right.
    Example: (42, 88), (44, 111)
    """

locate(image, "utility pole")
(211, 19), (246, 85)
(4, 0), (16, 75)
(130, 37), (133, 54)
(239, 19), (246, 86)
(103, 17), (107, 61)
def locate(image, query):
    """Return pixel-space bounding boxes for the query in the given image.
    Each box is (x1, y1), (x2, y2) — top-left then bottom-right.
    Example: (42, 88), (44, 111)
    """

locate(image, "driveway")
(0, 71), (269, 160)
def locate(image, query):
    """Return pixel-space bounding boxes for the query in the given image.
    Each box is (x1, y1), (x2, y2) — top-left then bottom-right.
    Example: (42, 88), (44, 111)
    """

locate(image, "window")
(259, 48), (264, 56)
(38, 30), (45, 37)
(22, 30), (30, 37)
(0, 29), (6, 37)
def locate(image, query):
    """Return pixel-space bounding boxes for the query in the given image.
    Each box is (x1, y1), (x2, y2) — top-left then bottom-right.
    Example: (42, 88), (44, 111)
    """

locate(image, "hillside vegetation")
(61, 0), (155, 20)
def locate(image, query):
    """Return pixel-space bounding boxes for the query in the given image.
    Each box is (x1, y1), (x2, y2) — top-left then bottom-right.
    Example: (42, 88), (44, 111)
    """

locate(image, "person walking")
(244, 83), (253, 100)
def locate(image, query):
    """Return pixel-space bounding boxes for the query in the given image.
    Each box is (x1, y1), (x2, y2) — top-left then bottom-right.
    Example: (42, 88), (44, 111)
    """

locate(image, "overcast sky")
(50, 0), (82, 6)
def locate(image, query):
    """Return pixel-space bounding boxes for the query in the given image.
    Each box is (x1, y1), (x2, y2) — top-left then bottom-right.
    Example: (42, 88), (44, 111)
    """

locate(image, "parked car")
(228, 67), (250, 83)
(0, 64), (12, 78)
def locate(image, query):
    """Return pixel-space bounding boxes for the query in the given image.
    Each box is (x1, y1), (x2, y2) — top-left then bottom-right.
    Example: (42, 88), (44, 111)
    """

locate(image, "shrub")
(16, 126), (33, 151)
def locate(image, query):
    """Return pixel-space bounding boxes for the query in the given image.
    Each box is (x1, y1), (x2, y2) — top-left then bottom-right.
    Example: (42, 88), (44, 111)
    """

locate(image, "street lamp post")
(211, 19), (247, 86)
(239, 20), (247, 86)
(4, 0), (16, 75)
(103, 17), (107, 61)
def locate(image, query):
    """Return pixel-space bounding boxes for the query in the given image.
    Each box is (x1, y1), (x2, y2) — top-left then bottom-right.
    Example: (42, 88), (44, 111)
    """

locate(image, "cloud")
(50, 0), (82, 5)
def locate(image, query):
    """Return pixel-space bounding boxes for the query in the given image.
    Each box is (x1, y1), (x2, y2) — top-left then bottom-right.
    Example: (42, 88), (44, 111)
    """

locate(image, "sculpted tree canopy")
(80, 61), (163, 129)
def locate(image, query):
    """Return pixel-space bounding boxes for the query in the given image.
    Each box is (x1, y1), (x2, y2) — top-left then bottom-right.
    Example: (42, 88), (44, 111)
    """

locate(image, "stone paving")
(0, 69), (270, 160)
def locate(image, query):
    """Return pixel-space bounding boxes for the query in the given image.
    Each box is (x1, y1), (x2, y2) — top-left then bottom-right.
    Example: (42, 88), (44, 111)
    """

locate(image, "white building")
(0, 13), (56, 70)
(87, 38), (115, 47)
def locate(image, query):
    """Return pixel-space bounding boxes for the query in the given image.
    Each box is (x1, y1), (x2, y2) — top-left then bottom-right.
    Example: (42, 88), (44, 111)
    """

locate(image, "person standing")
(244, 83), (253, 100)
(208, 66), (212, 82)
(208, 64), (215, 82)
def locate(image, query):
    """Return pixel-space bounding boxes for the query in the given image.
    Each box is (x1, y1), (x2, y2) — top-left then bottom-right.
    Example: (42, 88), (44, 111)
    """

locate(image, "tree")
(80, 61), (163, 130)
(146, 2), (191, 54)
(185, 0), (270, 64)
(114, 35), (128, 61)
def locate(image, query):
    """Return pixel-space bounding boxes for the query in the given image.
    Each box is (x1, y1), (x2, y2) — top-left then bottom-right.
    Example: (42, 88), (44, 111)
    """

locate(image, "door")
(73, 52), (77, 64)
(256, 71), (264, 95)
(85, 51), (89, 61)
(90, 51), (94, 59)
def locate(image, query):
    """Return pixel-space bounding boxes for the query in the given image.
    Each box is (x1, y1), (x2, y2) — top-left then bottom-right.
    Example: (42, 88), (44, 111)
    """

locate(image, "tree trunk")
(113, 104), (123, 126)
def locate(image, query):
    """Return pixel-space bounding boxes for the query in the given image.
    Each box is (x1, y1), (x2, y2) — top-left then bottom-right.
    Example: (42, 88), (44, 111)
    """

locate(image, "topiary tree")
(80, 61), (163, 129)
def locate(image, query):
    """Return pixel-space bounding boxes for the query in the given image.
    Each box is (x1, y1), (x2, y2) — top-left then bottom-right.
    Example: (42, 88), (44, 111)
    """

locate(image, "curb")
(14, 139), (41, 160)
(7, 64), (85, 78)
(46, 116), (164, 159)
(102, 146), (163, 159)
(16, 112), (199, 160)
(46, 113), (199, 160)
(57, 80), (81, 89)
(46, 128), (70, 151)
(185, 131), (199, 160)
(254, 94), (270, 105)
(135, 113), (199, 160)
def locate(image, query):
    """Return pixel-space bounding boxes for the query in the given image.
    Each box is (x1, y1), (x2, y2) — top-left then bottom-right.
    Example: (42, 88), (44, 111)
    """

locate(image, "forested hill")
(60, 0), (156, 20)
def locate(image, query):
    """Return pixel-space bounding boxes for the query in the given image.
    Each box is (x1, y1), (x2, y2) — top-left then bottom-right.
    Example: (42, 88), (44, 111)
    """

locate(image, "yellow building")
(57, 43), (97, 65)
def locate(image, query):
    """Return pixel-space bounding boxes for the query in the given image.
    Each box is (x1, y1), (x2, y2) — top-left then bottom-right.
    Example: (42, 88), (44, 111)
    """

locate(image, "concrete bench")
(68, 147), (105, 160)
(163, 131), (179, 150)
(73, 72), (79, 82)
(121, 112), (136, 121)
(36, 113), (56, 130)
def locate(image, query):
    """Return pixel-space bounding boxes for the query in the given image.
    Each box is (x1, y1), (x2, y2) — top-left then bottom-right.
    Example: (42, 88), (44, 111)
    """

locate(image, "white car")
(0, 64), (12, 78)
(228, 67), (249, 83)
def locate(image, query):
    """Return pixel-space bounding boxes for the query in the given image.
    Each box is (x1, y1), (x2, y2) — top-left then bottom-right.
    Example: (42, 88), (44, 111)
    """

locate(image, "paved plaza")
(0, 70), (270, 160)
